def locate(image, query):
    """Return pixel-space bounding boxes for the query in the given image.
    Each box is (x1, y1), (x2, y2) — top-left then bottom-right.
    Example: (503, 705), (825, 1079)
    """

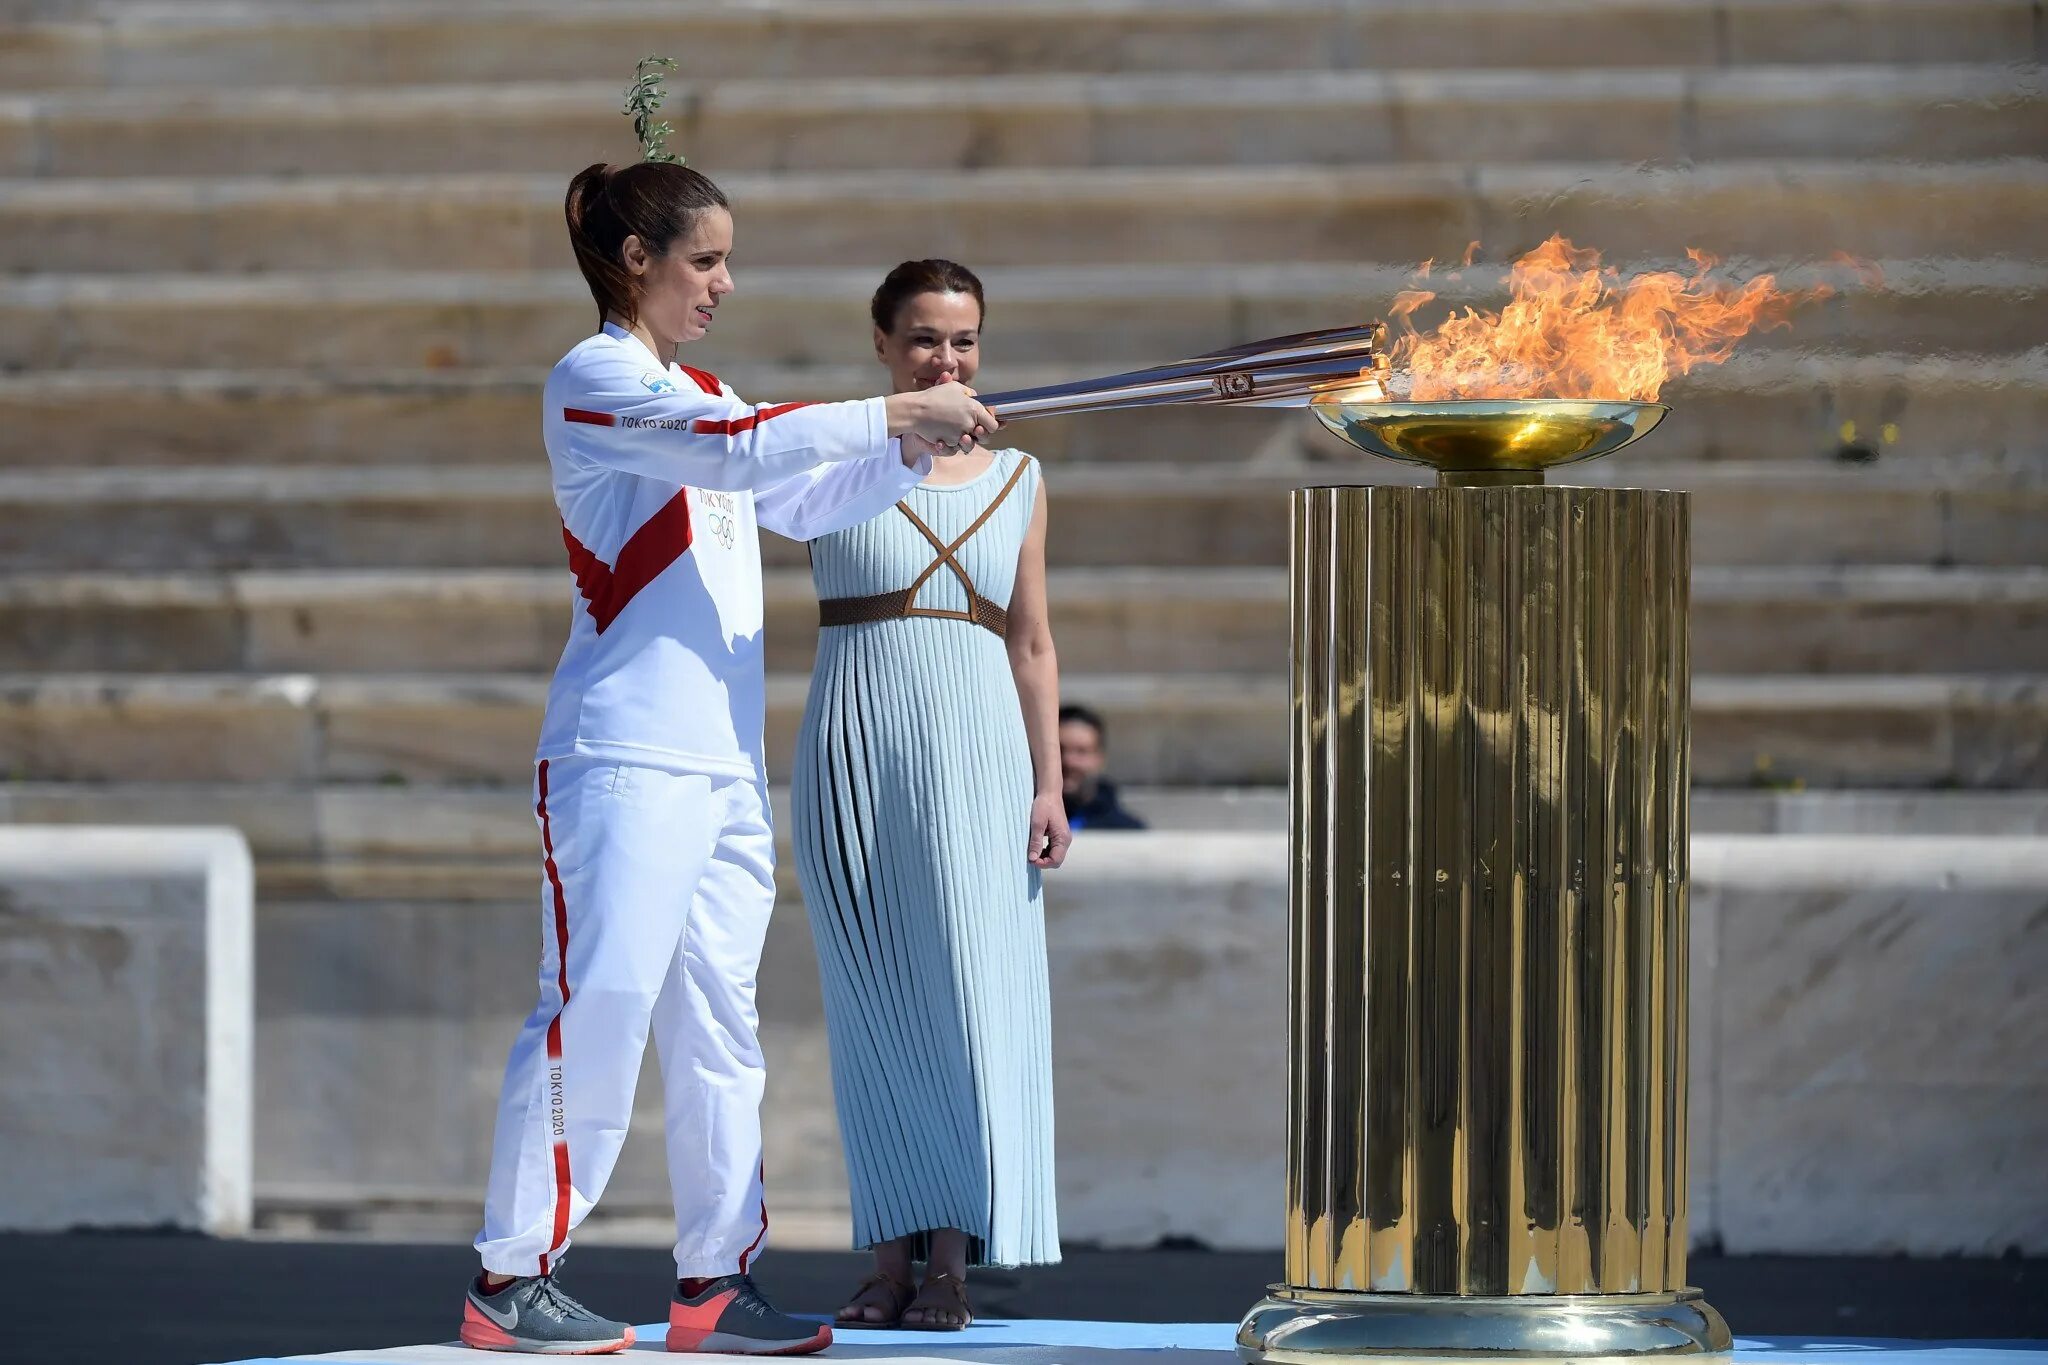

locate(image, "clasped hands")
(885, 375), (1000, 465)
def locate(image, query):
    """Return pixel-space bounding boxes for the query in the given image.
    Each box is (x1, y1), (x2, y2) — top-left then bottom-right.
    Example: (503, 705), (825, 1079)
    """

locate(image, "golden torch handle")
(979, 323), (1385, 422)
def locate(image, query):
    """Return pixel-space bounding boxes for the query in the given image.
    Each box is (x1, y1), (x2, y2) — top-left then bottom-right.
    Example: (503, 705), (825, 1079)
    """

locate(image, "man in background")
(1058, 704), (1147, 831)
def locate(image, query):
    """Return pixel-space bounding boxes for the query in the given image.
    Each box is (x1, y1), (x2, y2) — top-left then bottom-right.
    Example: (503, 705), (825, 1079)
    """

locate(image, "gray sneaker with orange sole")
(667, 1274), (831, 1355)
(460, 1274), (635, 1355)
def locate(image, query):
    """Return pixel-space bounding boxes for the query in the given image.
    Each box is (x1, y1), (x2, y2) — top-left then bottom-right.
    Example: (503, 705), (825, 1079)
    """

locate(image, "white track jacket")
(536, 323), (928, 780)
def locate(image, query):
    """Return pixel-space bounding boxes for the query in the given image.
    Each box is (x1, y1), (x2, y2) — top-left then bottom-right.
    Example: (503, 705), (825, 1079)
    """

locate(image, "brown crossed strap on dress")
(818, 457), (1031, 640)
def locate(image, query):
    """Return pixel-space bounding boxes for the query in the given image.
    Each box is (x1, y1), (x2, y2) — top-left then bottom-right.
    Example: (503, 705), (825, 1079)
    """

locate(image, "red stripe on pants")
(537, 760), (575, 1269)
(738, 1161), (769, 1272)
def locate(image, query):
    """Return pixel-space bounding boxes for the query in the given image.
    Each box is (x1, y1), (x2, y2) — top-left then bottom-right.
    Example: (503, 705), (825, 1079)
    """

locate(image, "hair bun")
(871, 259), (987, 334)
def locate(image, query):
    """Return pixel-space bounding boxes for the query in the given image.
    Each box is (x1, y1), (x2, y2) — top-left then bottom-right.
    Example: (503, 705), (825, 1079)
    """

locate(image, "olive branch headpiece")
(624, 54), (685, 165)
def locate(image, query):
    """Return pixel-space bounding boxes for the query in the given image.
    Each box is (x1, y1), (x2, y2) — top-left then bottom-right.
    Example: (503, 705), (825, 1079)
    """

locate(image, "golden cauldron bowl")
(1311, 396), (1668, 483)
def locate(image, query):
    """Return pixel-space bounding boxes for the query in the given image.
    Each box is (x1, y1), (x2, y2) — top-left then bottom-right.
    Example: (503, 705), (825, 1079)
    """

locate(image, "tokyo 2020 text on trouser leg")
(475, 758), (778, 1279)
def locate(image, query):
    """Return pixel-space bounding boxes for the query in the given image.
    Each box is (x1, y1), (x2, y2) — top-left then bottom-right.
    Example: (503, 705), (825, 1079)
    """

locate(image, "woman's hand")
(899, 431), (951, 468)
(1027, 791), (1071, 869)
(885, 384), (999, 452)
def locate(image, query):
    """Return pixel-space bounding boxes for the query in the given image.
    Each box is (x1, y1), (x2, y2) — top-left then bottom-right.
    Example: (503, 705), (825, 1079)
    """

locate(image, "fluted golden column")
(1241, 400), (1729, 1362)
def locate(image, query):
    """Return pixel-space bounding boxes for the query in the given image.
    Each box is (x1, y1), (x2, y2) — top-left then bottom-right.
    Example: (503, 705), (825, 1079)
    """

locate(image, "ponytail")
(563, 160), (729, 324)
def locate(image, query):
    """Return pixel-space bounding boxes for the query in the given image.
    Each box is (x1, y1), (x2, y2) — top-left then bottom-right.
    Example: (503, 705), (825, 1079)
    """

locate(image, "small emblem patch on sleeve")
(641, 372), (679, 394)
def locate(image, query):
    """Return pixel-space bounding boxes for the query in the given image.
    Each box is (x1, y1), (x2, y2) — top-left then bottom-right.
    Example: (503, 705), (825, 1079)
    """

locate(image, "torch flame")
(1381, 235), (1840, 402)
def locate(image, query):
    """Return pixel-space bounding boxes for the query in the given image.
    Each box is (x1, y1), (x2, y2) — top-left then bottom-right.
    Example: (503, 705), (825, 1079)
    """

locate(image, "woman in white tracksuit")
(460, 160), (997, 1357)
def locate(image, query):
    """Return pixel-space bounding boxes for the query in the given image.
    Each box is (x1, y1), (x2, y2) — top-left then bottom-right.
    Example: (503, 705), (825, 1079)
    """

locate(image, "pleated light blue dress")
(791, 447), (1059, 1268)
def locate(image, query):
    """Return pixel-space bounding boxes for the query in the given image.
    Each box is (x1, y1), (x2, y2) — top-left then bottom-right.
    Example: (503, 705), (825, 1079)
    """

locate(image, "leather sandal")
(835, 1271), (916, 1330)
(899, 1272), (973, 1332)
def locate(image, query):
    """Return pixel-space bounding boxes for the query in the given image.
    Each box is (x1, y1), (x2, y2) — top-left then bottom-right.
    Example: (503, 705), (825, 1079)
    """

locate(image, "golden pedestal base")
(1244, 484), (1722, 1361)
(1240, 1286), (1731, 1363)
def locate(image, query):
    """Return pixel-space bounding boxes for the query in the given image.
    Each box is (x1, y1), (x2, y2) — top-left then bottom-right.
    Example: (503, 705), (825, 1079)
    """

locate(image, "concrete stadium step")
(6, 161), (2044, 273)
(1, 783), (2040, 872)
(79, 781), (2044, 903)
(5, 780), (2040, 872)
(0, 462), (2037, 571)
(0, 779), (1228, 904)
(3, 565), (2043, 677)
(3, 352), (2044, 471)
(0, 779), (1218, 904)
(7, 67), (2040, 177)
(2, 783), (2041, 904)
(8, 260), (2042, 373)
(0, 669), (2039, 788)
(6, 0), (2036, 91)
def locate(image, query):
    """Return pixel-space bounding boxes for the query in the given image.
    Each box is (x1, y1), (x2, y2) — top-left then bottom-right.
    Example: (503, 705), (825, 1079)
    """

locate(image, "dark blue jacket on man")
(1065, 780), (1146, 831)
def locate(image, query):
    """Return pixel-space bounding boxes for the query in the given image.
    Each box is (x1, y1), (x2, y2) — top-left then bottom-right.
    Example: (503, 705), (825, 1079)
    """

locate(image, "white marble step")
(7, 260), (2042, 373)
(7, 0), (2036, 91)
(5, 161), (2045, 273)
(0, 461), (2037, 571)
(1, 352), (2043, 474)
(4, 66), (2039, 177)
(3, 565), (2043, 676)
(8, 782), (2041, 873)
(0, 668), (2040, 787)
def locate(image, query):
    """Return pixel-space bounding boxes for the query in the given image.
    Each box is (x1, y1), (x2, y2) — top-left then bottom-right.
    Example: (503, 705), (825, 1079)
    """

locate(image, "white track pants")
(475, 757), (777, 1279)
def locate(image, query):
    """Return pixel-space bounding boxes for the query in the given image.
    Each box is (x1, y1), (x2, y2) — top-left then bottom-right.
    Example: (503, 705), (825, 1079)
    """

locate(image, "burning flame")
(1377, 235), (1843, 402)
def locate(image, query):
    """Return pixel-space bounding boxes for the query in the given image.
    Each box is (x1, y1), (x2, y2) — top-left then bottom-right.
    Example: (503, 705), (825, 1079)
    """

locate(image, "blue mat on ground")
(214, 1320), (2048, 1364)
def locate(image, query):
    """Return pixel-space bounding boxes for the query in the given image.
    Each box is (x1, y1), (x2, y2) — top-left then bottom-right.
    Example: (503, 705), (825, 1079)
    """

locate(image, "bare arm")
(1007, 475), (1070, 870)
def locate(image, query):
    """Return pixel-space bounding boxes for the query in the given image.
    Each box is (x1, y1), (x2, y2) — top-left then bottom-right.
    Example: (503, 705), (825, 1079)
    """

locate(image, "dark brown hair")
(565, 161), (729, 324)
(870, 259), (986, 333)
(1059, 703), (1106, 740)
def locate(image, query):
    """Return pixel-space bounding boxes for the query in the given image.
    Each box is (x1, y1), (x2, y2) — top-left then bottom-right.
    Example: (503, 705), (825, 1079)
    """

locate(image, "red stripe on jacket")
(691, 402), (814, 436)
(561, 491), (694, 634)
(676, 364), (722, 396)
(554, 384), (797, 633)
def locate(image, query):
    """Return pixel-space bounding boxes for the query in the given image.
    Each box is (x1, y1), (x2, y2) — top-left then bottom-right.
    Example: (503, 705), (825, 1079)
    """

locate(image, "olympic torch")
(977, 323), (1388, 421)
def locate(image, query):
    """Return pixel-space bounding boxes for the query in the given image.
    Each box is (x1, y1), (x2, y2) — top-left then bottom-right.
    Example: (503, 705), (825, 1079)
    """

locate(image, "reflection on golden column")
(1239, 399), (1731, 1361)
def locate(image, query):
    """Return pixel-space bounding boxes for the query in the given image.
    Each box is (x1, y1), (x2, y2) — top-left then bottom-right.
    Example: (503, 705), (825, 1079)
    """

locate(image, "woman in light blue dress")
(792, 260), (1071, 1331)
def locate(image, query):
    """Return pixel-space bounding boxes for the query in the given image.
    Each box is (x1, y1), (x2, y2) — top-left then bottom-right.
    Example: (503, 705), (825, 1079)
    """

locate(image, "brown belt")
(818, 589), (1009, 639)
(815, 456), (1031, 643)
